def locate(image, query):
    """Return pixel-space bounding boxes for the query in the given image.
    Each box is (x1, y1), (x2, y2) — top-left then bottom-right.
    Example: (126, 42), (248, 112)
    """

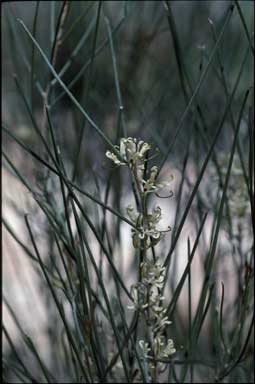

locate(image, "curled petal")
(139, 142), (151, 157)
(139, 340), (151, 358)
(163, 339), (176, 357)
(106, 151), (124, 166)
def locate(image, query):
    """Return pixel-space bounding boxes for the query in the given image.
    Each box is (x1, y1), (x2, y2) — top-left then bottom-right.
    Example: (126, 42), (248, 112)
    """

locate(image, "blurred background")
(2, 1), (253, 159)
(2, 1), (254, 383)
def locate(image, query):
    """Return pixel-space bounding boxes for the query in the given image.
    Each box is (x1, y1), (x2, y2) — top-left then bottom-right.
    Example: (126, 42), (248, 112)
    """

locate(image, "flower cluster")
(106, 137), (175, 379)
(127, 205), (170, 249)
(106, 137), (150, 168)
(129, 258), (176, 366)
(142, 166), (173, 195)
(106, 137), (172, 250)
(106, 137), (173, 195)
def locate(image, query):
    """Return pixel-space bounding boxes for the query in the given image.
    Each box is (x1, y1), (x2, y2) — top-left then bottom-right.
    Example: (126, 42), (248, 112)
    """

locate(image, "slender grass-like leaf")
(71, 199), (107, 380)
(50, 16), (96, 87)
(219, 282), (229, 355)
(195, 283), (215, 339)
(2, 357), (30, 384)
(163, 47), (250, 270)
(209, 18), (250, 192)
(166, 213), (208, 316)
(4, 145), (130, 305)
(45, 107), (76, 251)
(3, 217), (40, 266)
(234, 0), (254, 55)
(104, 14), (126, 137)
(73, 217), (132, 383)
(71, 1), (102, 183)
(49, 8), (129, 109)
(50, 1), (70, 66)
(60, 2), (95, 45)
(190, 89), (250, 349)
(169, 141), (190, 288)
(5, 4), (44, 97)
(70, 192), (132, 300)
(50, 1), (55, 45)
(3, 123), (137, 230)
(188, 238), (194, 383)
(3, 325), (39, 383)
(24, 214), (90, 382)
(18, 18), (124, 159)
(13, 75), (60, 168)
(159, 2), (235, 171)
(21, 334), (56, 383)
(248, 107), (255, 237)
(216, 311), (254, 382)
(30, 1), (40, 110)
(53, 233), (75, 296)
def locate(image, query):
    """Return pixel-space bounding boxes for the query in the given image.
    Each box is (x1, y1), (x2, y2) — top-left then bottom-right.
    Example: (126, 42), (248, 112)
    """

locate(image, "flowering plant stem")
(133, 162), (159, 382)
(106, 137), (176, 382)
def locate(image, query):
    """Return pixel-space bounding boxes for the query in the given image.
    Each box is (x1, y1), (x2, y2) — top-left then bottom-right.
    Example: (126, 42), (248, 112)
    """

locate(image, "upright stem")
(132, 162), (159, 383)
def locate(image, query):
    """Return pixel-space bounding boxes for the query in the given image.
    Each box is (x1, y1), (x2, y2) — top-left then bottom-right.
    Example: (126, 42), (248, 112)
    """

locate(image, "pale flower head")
(139, 340), (151, 358)
(142, 167), (174, 194)
(106, 137), (151, 180)
(147, 206), (162, 227)
(153, 336), (165, 356)
(105, 150), (125, 166)
(131, 227), (163, 249)
(154, 314), (171, 333)
(127, 205), (170, 249)
(162, 339), (176, 357)
(141, 258), (166, 289)
(127, 284), (148, 310)
(109, 137), (151, 168)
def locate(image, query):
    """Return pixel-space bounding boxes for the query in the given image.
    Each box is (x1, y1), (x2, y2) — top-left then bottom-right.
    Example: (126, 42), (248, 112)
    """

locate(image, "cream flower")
(139, 340), (151, 358)
(106, 137), (150, 168)
(153, 336), (165, 356)
(162, 339), (176, 357)
(127, 284), (148, 310)
(142, 166), (174, 194)
(105, 150), (125, 166)
(141, 259), (166, 289)
(154, 314), (171, 333)
(127, 205), (170, 249)
(131, 227), (162, 249)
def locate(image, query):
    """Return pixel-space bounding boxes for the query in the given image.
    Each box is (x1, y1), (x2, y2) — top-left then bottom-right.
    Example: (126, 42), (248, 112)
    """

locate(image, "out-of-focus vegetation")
(2, 1), (254, 383)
